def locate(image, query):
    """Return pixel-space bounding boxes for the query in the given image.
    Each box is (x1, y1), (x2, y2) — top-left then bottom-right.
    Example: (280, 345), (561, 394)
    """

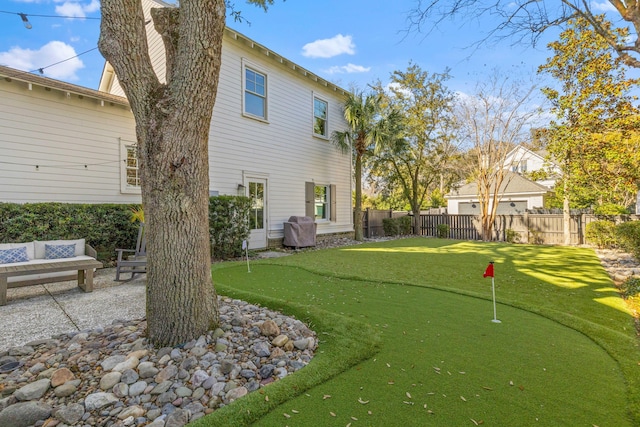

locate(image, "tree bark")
(354, 154), (364, 241)
(99, 0), (223, 347)
(563, 179), (571, 246)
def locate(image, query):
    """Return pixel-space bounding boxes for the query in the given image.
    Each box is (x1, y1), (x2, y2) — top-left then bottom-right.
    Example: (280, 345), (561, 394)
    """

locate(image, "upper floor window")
(313, 97), (328, 137)
(120, 139), (141, 194)
(511, 161), (528, 174)
(244, 66), (267, 119)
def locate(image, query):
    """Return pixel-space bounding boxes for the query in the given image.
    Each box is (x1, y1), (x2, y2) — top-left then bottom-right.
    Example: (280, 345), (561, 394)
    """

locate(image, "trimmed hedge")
(0, 203), (139, 264)
(0, 196), (252, 263)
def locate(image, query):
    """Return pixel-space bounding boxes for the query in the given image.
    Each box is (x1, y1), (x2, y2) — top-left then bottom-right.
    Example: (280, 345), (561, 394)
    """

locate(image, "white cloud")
(591, 1), (617, 12)
(302, 34), (355, 59)
(385, 82), (411, 98)
(55, 0), (100, 18)
(0, 41), (84, 80)
(325, 63), (371, 74)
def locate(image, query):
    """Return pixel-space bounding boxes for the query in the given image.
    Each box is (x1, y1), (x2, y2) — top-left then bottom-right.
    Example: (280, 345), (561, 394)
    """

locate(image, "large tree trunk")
(99, 0), (223, 347)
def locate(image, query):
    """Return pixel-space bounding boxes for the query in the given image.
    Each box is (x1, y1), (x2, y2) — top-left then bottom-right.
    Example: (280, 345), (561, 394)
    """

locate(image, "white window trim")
(312, 93), (329, 140)
(120, 138), (141, 194)
(241, 58), (269, 123)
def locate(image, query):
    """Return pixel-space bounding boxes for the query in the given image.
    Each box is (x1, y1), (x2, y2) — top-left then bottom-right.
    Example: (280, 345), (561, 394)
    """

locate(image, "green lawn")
(194, 238), (640, 426)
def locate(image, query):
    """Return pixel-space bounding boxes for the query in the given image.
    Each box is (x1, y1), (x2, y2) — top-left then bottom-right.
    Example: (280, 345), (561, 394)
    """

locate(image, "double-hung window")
(314, 185), (329, 220)
(244, 66), (267, 119)
(313, 96), (328, 137)
(305, 182), (336, 221)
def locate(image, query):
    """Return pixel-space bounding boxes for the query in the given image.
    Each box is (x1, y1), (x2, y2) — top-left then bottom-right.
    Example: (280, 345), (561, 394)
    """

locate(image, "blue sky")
(0, 0), (619, 97)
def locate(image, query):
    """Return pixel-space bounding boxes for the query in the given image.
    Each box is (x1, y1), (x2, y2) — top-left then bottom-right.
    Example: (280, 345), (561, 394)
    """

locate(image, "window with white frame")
(313, 96), (328, 137)
(244, 65), (267, 119)
(120, 139), (141, 194)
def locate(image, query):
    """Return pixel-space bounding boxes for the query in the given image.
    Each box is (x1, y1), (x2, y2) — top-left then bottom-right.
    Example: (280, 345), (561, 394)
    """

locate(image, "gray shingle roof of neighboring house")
(0, 65), (130, 106)
(447, 171), (552, 198)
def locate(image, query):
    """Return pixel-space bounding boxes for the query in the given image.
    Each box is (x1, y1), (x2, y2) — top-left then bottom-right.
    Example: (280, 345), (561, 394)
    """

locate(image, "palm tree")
(332, 90), (387, 241)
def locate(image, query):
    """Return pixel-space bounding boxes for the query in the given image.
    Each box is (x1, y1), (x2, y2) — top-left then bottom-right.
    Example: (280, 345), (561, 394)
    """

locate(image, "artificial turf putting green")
(197, 238), (639, 426)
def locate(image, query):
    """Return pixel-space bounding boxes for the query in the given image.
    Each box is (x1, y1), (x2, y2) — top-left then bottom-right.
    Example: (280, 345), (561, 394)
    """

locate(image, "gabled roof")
(447, 172), (552, 198)
(99, 0), (350, 97)
(0, 65), (129, 106)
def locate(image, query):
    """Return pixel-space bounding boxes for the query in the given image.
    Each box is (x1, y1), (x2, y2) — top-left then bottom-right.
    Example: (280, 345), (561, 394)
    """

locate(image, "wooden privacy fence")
(361, 209), (409, 238)
(361, 209), (639, 245)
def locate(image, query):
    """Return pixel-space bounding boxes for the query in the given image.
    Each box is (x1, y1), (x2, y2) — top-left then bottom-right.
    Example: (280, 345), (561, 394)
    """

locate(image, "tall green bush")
(0, 203), (139, 263)
(382, 216), (412, 236)
(616, 221), (640, 259)
(586, 220), (617, 249)
(209, 196), (251, 259)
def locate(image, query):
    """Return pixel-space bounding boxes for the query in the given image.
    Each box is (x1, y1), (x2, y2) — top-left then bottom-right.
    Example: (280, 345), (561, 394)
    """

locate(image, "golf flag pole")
(483, 261), (501, 323)
(242, 240), (251, 273)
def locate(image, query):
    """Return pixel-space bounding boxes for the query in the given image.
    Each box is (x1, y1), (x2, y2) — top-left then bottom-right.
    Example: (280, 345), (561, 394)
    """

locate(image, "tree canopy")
(538, 15), (640, 211)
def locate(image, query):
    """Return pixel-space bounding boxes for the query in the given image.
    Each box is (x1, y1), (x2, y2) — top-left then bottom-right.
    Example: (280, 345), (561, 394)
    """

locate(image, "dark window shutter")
(305, 182), (314, 218)
(330, 184), (336, 221)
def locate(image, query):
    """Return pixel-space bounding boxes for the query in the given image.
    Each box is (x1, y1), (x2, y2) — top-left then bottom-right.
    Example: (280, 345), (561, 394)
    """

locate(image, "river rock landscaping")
(0, 297), (316, 427)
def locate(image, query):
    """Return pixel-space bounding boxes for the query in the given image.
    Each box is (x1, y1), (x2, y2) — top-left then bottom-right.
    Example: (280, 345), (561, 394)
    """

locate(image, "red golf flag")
(483, 262), (494, 278)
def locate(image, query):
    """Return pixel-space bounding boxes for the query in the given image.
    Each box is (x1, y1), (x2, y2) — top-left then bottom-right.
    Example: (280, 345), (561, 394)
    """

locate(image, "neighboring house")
(446, 172), (553, 214)
(0, 1), (353, 249)
(446, 146), (559, 215)
(502, 145), (559, 189)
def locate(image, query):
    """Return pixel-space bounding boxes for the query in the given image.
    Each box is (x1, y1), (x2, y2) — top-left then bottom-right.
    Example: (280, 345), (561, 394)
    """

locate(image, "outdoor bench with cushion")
(0, 238), (102, 305)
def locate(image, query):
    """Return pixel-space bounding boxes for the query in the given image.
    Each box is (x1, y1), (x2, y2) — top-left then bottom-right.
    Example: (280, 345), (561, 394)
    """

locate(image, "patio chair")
(115, 222), (146, 281)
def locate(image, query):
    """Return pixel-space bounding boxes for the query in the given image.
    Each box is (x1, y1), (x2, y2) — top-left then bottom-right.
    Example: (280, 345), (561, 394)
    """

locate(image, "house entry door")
(246, 178), (267, 249)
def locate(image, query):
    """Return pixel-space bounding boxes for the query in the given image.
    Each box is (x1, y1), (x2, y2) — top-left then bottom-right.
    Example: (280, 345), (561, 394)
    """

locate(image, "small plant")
(586, 220), (617, 249)
(130, 206), (145, 223)
(528, 229), (544, 245)
(436, 223), (450, 239)
(620, 277), (640, 299)
(506, 228), (521, 243)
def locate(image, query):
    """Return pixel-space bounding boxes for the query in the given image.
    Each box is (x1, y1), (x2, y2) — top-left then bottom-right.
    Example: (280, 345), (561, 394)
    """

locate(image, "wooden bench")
(0, 244), (102, 306)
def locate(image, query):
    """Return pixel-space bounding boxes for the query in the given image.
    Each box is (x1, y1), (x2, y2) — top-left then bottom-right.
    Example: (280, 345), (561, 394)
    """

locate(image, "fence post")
(523, 211), (529, 244)
(364, 208), (369, 238)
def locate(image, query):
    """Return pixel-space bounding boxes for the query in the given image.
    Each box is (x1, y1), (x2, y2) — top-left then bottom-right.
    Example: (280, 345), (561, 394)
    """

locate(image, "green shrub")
(0, 203), (139, 263)
(615, 221), (640, 259)
(586, 220), (617, 249)
(594, 203), (629, 215)
(620, 277), (640, 299)
(506, 228), (521, 243)
(0, 198), (252, 262)
(382, 216), (412, 236)
(436, 223), (450, 239)
(209, 196), (251, 259)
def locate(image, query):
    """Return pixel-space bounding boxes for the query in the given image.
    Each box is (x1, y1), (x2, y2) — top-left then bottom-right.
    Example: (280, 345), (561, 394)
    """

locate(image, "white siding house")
(0, 3), (353, 249)
(0, 66), (138, 204)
